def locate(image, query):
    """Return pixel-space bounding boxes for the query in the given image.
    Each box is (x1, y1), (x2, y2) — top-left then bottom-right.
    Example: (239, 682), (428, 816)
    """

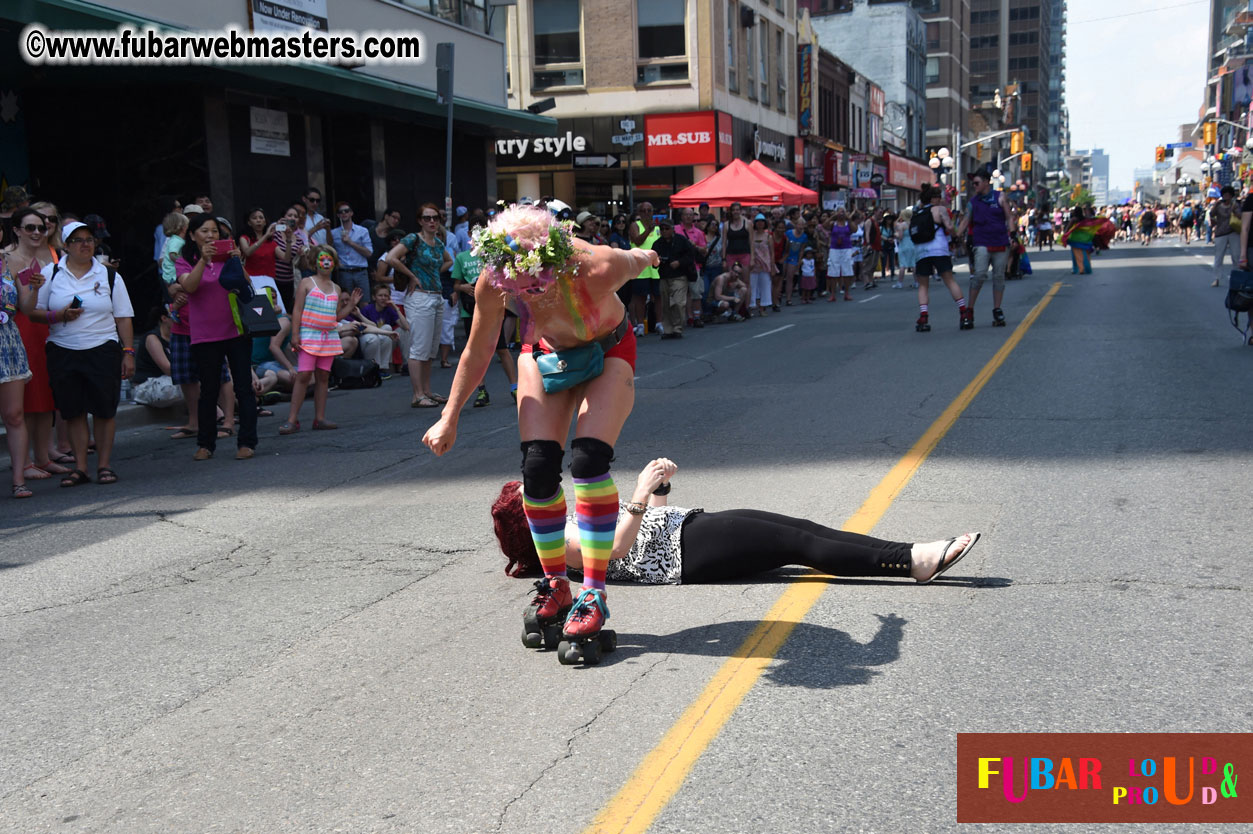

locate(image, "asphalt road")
(1, 239), (1249, 834)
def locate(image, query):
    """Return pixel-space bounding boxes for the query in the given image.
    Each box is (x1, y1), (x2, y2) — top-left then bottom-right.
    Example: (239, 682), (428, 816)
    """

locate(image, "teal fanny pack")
(534, 317), (629, 394)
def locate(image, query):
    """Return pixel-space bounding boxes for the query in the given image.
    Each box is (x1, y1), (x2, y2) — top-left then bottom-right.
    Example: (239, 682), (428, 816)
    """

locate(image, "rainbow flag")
(1061, 218), (1117, 250)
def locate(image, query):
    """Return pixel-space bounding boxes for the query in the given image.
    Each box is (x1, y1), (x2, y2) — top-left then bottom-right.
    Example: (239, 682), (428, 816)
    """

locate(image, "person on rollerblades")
(424, 203), (659, 665)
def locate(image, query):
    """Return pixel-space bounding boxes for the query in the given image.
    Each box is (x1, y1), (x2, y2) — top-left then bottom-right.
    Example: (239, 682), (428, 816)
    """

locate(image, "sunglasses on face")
(307, 196), (321, 203)
(421, 215), (439, 221)
(338, 209), (352, 215)
(20, 224), (47, 234)
(66, 236), (93, 245)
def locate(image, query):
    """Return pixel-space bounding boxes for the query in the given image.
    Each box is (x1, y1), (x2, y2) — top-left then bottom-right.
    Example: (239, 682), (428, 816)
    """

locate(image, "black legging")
(679, 509), (913, 584)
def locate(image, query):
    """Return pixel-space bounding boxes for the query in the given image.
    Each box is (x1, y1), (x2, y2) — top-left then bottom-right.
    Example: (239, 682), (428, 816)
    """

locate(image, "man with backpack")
(956, 170), (1015, 327)
(910, 183), (970, 332)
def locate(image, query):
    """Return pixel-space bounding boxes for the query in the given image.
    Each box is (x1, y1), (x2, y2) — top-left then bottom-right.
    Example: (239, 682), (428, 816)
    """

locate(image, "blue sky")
(1066, 0), (1208, 190)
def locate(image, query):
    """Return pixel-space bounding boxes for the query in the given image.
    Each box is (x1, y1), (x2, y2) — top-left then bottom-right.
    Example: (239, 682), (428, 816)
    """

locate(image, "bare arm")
(146, 332), (172, 375)
(289, 278), (309, 351)
(385, 242), (418, 289)
(1241, 211), (1251, 264)
(610, 458), (677, 560)
(422, 281), (508, 456)
(116, 317), (135, 379)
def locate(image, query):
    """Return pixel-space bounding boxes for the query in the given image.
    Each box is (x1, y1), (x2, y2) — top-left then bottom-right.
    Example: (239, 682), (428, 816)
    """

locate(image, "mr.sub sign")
(644, 111), (733, 168)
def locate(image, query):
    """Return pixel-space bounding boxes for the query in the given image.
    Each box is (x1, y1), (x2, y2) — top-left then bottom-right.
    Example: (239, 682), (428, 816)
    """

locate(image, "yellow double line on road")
(585, 281), (1064, 834)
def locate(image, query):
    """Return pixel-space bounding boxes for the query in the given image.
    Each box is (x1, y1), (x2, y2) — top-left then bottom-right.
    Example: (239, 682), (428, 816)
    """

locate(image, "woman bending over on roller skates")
(423, 204), (659, 664)
(492, 457), (982, 596)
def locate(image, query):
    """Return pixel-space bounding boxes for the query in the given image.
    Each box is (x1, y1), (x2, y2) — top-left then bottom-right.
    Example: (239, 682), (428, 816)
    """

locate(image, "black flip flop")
(920, 532), (982, 585)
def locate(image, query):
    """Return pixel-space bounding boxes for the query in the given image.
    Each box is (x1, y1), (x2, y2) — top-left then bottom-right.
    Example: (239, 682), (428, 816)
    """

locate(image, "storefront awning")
(7, 0), (556, 136)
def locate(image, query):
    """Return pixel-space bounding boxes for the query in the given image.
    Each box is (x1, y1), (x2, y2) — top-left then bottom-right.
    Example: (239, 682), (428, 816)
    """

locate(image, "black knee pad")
(520, 440), (564, 498)
(569, 437), (615, 479)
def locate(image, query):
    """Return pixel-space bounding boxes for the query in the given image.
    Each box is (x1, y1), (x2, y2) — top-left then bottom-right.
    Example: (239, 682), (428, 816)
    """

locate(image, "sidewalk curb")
(0, 402), (181, 444)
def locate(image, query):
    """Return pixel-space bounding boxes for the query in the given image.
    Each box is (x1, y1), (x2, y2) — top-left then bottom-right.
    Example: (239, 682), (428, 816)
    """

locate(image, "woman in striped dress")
(279, 245), (362, 433)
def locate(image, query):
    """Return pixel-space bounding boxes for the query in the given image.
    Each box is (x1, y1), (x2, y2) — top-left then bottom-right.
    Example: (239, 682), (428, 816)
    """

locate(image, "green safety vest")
(632, 220), (660, 280)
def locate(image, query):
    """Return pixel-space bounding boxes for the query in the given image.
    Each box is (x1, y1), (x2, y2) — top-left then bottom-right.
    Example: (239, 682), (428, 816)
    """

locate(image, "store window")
(746, 16), (756, 100)
(405, 0), (490, 33)
(533, 0), (583, 89)
(637, 0), (689, 84)
(759, 24), (769, 104)
(776, 29), (786, 111)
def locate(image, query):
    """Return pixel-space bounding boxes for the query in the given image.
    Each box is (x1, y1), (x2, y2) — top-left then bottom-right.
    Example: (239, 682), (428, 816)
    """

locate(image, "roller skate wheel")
(598, 630), (618, 653)
(541, 622), (563, 650)
(522, 628), (543, 649)
(557, 641), (580, 665)
(581, 640), (602, 665)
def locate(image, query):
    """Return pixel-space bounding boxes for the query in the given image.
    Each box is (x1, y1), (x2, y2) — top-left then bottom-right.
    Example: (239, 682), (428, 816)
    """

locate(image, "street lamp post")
(929, 147), (954, 185)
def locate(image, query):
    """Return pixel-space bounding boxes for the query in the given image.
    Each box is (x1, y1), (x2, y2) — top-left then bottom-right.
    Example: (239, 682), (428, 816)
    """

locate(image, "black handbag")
(1226, 270), (1253, 342)
(330, 357), (382, 389)
(236, 287), (281, 337)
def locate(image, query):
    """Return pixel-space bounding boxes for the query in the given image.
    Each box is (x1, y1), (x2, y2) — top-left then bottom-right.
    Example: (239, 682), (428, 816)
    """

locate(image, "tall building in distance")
(914, 0), (971, 168)
(967, 0), (1065, 172)
(806, 0), (929, 159)
(1203, 0), (1253, 158)
(1069, 148), (1108, 205)
(1046, 0), (1068, 170)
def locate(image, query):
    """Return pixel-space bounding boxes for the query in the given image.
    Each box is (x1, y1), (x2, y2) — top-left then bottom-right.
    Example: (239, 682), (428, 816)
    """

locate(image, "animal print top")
(568, 503), (702, 585)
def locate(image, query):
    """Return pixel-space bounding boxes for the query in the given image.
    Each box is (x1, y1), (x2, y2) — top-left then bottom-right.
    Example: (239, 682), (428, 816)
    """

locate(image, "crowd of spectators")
(3, 180), (1069, 498)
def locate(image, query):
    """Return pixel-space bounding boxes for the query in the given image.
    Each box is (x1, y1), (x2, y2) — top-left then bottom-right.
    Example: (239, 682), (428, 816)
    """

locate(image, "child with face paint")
(280, 245), (363, 433)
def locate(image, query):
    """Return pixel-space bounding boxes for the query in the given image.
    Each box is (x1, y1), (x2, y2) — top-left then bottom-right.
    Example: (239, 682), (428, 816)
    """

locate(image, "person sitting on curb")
(709, 261), (749, 321)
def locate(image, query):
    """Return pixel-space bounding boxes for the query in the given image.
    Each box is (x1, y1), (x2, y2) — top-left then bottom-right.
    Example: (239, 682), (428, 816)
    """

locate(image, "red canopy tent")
(669, 158), (814, 208)
(746, 160), (819, 205)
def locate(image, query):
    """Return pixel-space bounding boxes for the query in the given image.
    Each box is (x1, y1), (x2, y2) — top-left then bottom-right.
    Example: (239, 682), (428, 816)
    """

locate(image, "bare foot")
(910, 533), (976, 583)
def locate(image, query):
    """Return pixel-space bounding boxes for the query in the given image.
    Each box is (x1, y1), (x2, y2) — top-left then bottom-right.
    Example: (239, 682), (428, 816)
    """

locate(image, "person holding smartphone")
(30, 221), (135, 488)
(175, 214), (257, 462)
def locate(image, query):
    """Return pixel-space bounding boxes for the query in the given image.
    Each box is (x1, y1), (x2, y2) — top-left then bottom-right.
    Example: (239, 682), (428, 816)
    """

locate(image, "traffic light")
(1021, 152), (1032, 171)
(1011, 131), (1024, 154)
(1155, 146), (1165, 163)
(1203, 121), (1217, 146)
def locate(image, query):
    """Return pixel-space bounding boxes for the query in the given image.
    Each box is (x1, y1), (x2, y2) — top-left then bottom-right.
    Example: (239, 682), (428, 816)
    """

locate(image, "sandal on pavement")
(38, 461), (71, 475)
(256, 408), (274, 418)
(169, 428), (197, 440)
(411, 397), (439, 408)
(23, 465), (52, 480)
(51, 452), (75, 465)
(12, 484), (33, 499)
(217, 428), (235, 439)
(427, 393), (448, 404)
(60, 469), (91, 488)
(312, 419), (338, 430)
(278, 421), (301, 435)
(236, 447), (255, 460)
(96, 467), (119, 485)
(919, 532), (982, 585)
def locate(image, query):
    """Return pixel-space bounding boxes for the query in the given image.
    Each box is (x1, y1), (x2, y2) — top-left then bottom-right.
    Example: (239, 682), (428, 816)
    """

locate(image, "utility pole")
(437, 42), (454, 220)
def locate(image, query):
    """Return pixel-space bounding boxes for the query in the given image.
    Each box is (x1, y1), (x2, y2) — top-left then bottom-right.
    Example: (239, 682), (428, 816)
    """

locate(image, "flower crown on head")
(471, 203), (578, 294)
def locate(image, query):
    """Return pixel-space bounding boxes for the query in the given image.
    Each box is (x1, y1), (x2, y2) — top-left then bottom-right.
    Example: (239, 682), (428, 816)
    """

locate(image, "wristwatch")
(652, 482), (671, 496)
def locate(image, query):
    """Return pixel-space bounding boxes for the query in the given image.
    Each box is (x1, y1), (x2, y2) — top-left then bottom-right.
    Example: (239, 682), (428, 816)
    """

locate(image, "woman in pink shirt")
(175, 214), (258, 461)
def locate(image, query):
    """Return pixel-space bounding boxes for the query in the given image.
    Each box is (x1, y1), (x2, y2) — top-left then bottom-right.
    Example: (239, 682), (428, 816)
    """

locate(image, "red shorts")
(522, 324), (637, 373)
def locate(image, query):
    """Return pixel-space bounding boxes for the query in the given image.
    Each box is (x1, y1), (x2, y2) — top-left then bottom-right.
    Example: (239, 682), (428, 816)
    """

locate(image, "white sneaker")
(634, 323), (645, 337)
(655, 324), (664, 334)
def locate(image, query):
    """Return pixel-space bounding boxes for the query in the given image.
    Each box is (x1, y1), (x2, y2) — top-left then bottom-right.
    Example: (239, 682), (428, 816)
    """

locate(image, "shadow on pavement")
(606, 612), (907, 689)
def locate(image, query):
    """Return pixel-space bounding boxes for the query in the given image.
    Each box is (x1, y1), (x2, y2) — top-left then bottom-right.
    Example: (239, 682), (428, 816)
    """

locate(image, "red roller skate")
(522, 576), (572, 650)
(959, 307), (974, 330)
(557, 588), (617, 665)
